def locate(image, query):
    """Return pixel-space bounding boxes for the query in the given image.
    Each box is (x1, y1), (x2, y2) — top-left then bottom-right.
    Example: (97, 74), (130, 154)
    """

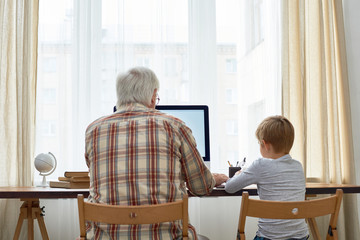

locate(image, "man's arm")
(178, 125), (216, 195)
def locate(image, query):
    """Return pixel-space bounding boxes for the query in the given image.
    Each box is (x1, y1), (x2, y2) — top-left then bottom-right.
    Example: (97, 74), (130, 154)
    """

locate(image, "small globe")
(35, 152), (56, 175)
(34, 152), (57, 187)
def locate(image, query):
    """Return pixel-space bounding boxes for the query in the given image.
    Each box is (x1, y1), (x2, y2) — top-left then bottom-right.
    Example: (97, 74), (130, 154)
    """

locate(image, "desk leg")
(35, 211), (49, 239)
(13, 205), (26, 240)
(13, 199), (49, 240)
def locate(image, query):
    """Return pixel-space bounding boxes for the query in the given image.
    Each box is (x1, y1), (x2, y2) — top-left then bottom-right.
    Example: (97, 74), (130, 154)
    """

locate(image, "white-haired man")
(85, 66), (228, 239)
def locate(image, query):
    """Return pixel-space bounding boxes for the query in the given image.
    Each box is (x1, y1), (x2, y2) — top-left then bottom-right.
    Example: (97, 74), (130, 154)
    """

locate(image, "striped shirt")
(85, 103), (215, 240)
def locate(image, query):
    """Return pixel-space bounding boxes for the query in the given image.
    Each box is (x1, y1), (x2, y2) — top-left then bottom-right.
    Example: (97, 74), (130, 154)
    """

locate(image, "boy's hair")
(255, 115), (294, 154)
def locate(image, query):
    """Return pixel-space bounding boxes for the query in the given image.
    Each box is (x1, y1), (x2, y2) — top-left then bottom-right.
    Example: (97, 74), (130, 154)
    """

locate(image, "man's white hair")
(116, 67), (160, 108)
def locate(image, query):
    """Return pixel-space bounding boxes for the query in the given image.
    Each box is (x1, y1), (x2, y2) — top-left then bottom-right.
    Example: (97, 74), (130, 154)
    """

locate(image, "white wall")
(343, 0), (360, 224)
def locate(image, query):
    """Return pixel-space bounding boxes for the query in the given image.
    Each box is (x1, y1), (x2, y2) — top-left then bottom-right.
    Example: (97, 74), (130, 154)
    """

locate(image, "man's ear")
(149, 89), (157, 108)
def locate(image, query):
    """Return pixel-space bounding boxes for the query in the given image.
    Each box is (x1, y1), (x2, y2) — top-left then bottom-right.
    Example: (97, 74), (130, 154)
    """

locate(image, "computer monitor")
(156, 105), (210, 162)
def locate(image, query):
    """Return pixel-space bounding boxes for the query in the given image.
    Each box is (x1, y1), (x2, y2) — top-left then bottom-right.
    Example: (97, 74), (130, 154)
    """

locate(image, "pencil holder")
(229, 167), (241, 178)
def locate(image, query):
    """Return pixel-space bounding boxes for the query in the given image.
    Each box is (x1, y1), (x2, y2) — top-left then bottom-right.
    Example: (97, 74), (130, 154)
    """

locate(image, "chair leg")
(240, 233), (245, 240)
(307, 218), (321, 240)
(326, 228), (337, 240)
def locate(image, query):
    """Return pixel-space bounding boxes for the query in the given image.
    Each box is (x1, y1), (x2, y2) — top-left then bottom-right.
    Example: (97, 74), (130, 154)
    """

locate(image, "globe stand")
(39, 175), (48, 187)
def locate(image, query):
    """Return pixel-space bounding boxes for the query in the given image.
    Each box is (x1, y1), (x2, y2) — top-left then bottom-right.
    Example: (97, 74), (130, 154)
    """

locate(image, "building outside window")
(226, 120), (238, 136)
(43, 57), (57, 73)
(225, 88), (238, 104)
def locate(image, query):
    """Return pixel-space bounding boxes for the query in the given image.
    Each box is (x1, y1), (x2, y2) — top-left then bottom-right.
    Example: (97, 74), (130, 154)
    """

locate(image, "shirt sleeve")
(225, 159), (260, 193)
(178, 125), (216, 196)
(84, 126), (96, 168)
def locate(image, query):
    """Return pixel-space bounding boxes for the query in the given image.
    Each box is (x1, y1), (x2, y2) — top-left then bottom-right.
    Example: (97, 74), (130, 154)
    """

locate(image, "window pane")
(36, 0), (281, 179)
(216, 0), (281, 169)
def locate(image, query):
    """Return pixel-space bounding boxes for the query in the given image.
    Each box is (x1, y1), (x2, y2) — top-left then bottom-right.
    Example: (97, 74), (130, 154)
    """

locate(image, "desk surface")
(0, 187), (89, 199)
(210, 183), (360, 197)
(1, 183), (360, 199)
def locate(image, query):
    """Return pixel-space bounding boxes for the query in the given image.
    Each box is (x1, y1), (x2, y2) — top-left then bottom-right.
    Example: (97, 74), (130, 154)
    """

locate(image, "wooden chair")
(237, 189), (343, 240)
(77, 194), (189, 240)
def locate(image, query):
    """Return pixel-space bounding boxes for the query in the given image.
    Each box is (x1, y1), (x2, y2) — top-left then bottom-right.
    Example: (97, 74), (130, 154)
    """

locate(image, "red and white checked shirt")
(85, 103), (216, 240)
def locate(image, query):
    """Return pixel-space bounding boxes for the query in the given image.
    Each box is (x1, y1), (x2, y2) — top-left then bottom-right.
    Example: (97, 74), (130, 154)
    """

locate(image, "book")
(58, 176), (90, 182)
(64, 171), (89, 178)
(49, 181), (90, 189)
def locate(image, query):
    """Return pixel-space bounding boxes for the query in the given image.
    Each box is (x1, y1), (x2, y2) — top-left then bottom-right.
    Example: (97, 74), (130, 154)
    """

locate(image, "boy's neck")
(267, 152), (288, 159)
(261, 141), (288, 159)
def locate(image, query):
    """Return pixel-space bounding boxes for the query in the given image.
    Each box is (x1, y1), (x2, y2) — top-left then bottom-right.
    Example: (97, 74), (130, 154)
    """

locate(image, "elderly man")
(85, 66), (228, 239)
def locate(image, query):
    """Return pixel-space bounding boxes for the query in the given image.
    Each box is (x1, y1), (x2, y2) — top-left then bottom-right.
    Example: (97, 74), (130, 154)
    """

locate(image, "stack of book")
(49, 171), (90, 189)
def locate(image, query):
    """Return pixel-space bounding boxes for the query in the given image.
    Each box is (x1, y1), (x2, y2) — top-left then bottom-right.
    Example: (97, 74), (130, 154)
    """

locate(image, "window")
(226, 120), (238, 135)
(38, 120), (57, 136)
(226, 58), (237, 73)
(164, 57), (177, 77)
(225, 89), (237, 104)
(36, 0), (281, 181)
(244, 0), (265, 53)
(36, 1), (281, 238)
(227, 151), (239, 165)
(136, 57), (151, 68)
(43, 57), (57, 73)
(40, 88), (57, 104)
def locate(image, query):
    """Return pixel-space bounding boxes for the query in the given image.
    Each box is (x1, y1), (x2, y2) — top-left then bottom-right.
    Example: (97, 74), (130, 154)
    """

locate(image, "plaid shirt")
(85, 103), (215, 240)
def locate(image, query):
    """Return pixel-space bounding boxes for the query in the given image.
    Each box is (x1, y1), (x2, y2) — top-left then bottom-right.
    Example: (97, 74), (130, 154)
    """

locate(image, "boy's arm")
(225, 162), (258, 193)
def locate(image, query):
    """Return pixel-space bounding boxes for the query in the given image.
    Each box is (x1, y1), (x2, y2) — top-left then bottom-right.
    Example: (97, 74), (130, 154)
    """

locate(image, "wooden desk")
(2, 183), (360, 199)
(0, 187), (89, 199)
(209, 182), (360, 197)
(0, 187), (89, 240)
(1, 183), (360, 240)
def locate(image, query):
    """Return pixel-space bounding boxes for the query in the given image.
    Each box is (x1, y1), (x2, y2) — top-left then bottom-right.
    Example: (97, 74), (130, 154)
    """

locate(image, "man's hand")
(212, 173), (229, 186)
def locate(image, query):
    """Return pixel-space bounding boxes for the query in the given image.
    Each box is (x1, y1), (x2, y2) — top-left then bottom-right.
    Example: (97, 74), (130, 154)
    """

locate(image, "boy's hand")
(234, 166), (246, 176)
(234, 170), (242, 176)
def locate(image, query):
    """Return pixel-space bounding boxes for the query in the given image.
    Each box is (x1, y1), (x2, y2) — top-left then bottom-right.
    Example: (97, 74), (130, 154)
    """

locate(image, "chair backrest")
(238, 189), (343, 240)
(77, 194), (189, 240)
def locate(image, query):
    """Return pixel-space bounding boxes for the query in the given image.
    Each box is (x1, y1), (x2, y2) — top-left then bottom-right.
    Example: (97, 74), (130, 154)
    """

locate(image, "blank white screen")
(160, 109), (206, 157)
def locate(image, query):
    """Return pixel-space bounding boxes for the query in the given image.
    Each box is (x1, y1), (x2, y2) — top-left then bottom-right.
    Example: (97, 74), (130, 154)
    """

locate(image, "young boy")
(225, 116), (309, 240)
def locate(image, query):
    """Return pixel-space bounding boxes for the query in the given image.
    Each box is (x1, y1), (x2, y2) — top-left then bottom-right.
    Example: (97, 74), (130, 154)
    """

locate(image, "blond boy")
(225, 116), (309, 240)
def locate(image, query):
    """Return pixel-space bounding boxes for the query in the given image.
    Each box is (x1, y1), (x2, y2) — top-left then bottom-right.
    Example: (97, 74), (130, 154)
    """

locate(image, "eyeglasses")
(156, 94), (160, 105)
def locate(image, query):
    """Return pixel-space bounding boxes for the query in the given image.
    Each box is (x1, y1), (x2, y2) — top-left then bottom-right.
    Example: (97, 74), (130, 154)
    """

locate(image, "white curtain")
(35, 0), (281, 239)
(0, 0), (39, 239)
